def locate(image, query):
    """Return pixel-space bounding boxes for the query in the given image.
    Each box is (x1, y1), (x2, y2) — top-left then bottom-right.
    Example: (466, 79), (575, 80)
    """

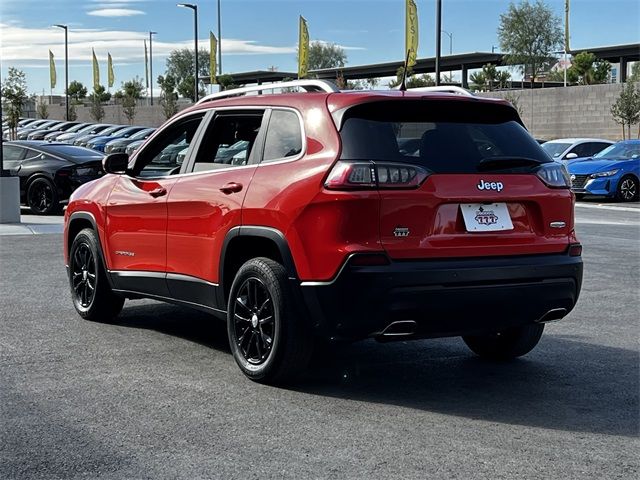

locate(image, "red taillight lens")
(568, 243), (582, 256)
(324, 161), (429, 190)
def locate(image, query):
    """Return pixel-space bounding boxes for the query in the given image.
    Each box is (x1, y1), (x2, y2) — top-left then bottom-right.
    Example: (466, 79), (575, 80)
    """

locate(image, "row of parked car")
(1, 118), (157, 214)
(1, 116), (638, 216)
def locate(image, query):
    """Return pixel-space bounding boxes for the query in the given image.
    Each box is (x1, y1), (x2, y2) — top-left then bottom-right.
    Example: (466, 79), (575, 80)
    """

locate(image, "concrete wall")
(478, 83), (634, 141)
(45, 101), (192, 128)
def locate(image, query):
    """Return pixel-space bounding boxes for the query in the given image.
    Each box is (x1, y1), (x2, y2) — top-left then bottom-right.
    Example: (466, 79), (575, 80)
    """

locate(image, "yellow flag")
(144, 40), (149, 88)
(49, 50), (56, 90)
(298, 16), (309, 79)
(564, 0), (570, 52)
(107, 53), (114, 88)
(92, 48), (100, 89)
(405, 0), (418, 68)
(210, 32), (217, 84)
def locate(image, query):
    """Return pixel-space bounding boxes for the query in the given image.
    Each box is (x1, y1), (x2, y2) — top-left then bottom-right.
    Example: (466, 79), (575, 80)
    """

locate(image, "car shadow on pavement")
(116, 302), (639, 438)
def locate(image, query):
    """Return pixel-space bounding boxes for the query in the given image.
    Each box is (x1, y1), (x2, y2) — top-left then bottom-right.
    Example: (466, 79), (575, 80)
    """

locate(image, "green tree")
(121, 77), (144, 99)
(629, 62), (640, 83)
(36, 97), (50, 119)
(157, 74), (179, 119)
(92, 84), (111, 102)
(67, 103), (77, 121)
(569, 52), (611, 85)
(118, 77), (144, 125)
(611, 83), (640, 139)
(67, 80), (87, 103)
(388, 66), (435, 89)
(1, 67), (29, 139)
(498, 0), (563, 88)
(89, 86), (106, 123)
(307, 41), (347, 71)
(470, 64), (511, 91)
(164, 48), (209, 101)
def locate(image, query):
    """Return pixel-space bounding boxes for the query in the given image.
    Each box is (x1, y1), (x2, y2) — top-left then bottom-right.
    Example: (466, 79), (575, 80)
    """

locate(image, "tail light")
(536, 162), (571, 188)
(325, 161), (429, 190)
(568, 243), (582, 256)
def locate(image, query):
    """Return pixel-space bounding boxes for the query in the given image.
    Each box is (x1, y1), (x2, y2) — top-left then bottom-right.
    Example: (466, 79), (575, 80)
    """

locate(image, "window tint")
(262, 110), (302, 162)
(133, 114), (205, 177)
(192, 112), (264, 172)
(2, 145), (25, 161)
(571, 143), (595, 158)
(340, 118), (549, 174)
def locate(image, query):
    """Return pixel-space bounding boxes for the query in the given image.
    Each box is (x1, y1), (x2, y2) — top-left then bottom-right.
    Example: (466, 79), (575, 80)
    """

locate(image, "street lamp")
(177, 3), (199, 102)
(441, 30), (453, 83)
(149, 31), (157, 105)
(435, 0), (442, 86)
(53, 24), (69, 120)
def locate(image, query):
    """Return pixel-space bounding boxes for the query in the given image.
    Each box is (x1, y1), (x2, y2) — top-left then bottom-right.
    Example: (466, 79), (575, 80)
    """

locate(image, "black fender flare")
(219, 226), (298, 305)
(67, 211), (115, 289)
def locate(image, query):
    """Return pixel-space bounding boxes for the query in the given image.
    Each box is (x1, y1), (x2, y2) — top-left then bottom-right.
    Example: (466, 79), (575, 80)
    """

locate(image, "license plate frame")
(460, 203), (514, 232)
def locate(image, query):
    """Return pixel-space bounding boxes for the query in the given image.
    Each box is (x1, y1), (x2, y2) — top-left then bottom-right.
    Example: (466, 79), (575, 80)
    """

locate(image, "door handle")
(219, 182), (243, 194)
(148, 187), (167, 198)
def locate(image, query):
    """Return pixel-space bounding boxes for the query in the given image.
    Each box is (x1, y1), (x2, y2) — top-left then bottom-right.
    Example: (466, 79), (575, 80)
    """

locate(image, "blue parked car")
(567, 140), (639, 202)
(85, 126), (147, 152)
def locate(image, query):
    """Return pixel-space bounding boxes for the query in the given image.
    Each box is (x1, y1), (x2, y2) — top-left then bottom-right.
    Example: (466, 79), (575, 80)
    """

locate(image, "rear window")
(43, 145), (102, 159)
(339, 100), (550, 173)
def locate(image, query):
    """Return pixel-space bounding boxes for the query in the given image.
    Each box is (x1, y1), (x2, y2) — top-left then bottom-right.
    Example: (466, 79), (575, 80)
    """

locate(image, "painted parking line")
(575, 203), (640, 213)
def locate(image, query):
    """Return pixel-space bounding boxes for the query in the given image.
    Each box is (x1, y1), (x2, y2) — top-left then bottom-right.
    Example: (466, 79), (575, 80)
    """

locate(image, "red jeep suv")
(64, 80), (583, 383)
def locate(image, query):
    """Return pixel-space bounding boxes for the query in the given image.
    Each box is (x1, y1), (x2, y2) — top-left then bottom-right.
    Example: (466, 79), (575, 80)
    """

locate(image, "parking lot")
(0, 202), (638, 479)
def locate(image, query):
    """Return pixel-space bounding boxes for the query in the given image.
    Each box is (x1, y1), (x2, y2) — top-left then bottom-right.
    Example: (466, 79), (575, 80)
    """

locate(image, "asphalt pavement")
(0, 204), (638, 479)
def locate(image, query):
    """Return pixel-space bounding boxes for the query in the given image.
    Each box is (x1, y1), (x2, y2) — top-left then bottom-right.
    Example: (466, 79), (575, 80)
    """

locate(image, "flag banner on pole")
(209, 32), (217, 84)
(564, 0), (570, 53)
(92, 48), (100, 90)
(298, 16), (309, 79)
(405, 0), (418, 68)
(49, 50), (56, 89)
(144, 40), (149, 88)
(107, 53), (115, 88)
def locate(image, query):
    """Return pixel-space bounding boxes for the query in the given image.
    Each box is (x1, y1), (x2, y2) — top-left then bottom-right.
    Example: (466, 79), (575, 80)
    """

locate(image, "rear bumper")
(300, 252), (583, 341)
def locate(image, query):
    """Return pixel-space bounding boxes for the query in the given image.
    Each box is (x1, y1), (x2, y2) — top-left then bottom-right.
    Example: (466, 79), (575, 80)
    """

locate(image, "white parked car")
(541, 138), (614, 161)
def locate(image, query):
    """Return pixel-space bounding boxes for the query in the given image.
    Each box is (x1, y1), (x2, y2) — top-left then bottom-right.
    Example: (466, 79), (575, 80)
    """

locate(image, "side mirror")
(102, 153), (129, 174)
(564, 152), (578, 160)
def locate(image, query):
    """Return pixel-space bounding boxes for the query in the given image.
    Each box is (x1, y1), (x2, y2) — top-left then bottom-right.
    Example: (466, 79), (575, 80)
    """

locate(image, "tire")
(69, 228), (124, 322)
(463, 323), (544, 360)
(227, 257), (313, 384)
(616, 175), (639, 202)
(27, 177), (60, 215)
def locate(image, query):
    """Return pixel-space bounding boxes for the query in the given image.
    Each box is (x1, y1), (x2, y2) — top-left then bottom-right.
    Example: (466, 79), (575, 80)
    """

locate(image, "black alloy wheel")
(227, 257), (313, 384)
(27, 177), (59, 215)
(232, 277), (275, 365)
(617, 176), (639, 202)
(69, 228), (124, 321)
(71, 242), (97, 309)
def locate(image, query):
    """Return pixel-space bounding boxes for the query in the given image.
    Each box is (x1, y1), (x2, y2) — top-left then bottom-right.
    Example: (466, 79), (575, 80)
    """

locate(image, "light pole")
(177, 3), (199, 102)
(435, 0), (442, 86)
(441, 30), (453, 82)
(149, 31), (157, 105)
(53, 24), (69, 120)
(217, 0), (222, 75)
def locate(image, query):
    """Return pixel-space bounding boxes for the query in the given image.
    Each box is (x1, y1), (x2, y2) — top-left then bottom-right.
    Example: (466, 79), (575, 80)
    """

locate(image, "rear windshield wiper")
(477, 156), (543, 171)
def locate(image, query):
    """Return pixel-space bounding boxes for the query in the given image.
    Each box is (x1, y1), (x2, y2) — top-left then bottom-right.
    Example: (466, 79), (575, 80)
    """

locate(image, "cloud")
(0, 23), (298, 66)
(86, 8), (146, 17)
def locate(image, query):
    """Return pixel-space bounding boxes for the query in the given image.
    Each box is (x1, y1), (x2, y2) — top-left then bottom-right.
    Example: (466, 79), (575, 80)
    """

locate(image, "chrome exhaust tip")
(375, 320), (417, 342)
(537, 308), (568, 323)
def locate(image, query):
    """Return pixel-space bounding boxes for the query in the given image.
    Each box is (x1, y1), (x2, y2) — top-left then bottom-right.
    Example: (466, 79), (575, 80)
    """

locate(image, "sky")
(1, 0), (639, 95)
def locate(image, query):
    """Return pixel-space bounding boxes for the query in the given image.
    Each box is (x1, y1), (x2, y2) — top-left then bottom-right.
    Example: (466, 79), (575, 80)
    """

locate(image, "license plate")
(460, 203), (514, 232)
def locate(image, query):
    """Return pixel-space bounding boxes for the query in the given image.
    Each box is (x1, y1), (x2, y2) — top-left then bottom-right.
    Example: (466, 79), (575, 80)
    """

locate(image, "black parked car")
(17, 120), (65, 140)
(28, 121), (82, 140)
(104, 127), (156, 154)
(2, 141), (105, 215)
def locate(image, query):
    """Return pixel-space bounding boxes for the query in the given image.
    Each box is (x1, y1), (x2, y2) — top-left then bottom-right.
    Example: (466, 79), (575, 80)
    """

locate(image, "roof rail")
(196, 79), (340, 105)
(406, 86), (474, 97)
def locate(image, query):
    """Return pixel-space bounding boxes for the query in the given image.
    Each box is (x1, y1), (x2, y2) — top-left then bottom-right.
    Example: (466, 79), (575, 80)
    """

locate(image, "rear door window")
(262, 110), (303, 162)
(339, 101), (549, 173)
